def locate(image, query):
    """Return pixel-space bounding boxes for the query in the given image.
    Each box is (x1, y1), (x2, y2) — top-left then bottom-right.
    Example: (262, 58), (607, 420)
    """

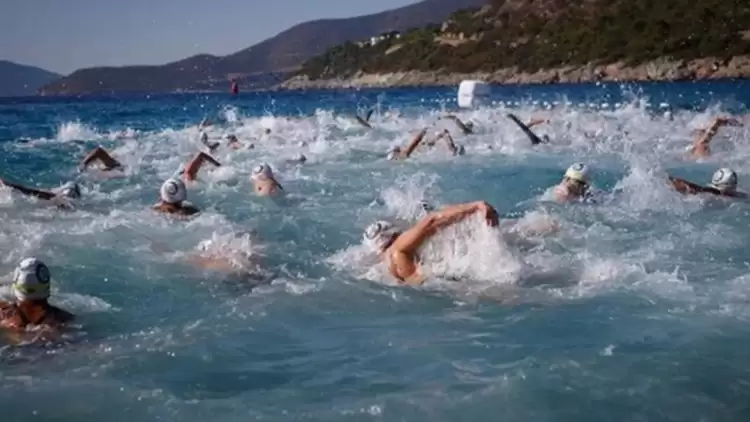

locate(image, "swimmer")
(689, 117), (743, 158)
(251, 163), (284, 197)
(189, 233), (261, 274)
(552, 163), (592, 203)
(0, 178), (81, 208)
(286, 153), (307, 164)
(200, 130), (220, 152)
(363, 200), (499, 285)
(0, 258), (74, 343)
(78, 146), (123, 172)
(434, 129), (466, 156)
(153, 178), (200, 216)
(225, 134), (248, 150)
(178, 151), (221, 183)
(668, 167), (747, 199)
(387, 128), (430, 160)
(356, 109), (375, 129)
(442, 114), (475, 135)
(506, 113), (550, 145)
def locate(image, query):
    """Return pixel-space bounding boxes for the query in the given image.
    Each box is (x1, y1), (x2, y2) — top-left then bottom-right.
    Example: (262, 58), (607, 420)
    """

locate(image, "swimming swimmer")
(552, 163), (592, 203)
(507, 114), (550, 145)
(433, 129), (466, 156)
(153, 178), (200, 216)
(200, 130), (220, 152)
(225, 134), (250, 150)
(668, 167), (747, 198)
(442, 114), (475, 135)
(363, 200), (499, 286)
(251, 163), (284, 197)
(0, 258), (74, 344)
(0, 178), (81, 208)
(387, 128), (430, 160)
(78, 146), (123, 172)
(179, 151), (221, 183)
(689, 117), (743, 158)
(356, 109), (375, 129)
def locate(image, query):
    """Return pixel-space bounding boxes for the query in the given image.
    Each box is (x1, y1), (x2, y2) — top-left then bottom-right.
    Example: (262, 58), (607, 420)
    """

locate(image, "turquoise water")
(2, 81), (750, 421)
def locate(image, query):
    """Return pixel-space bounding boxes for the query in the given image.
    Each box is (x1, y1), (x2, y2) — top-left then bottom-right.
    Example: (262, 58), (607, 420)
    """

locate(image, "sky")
(0, 0), (417, 75)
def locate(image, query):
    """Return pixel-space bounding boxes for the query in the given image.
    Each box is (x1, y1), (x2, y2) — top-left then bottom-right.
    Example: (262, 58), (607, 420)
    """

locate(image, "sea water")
(1, 80), (750, 421)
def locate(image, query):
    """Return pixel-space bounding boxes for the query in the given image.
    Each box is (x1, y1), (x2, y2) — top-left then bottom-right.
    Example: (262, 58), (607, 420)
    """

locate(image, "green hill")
(295, 0), (750, 81)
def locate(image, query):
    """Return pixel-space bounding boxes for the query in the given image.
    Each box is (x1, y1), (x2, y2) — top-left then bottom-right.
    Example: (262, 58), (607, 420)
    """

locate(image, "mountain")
(292, 0), (750, 83)
(38, 0), (489, 95)
(0, 61), (61, 97)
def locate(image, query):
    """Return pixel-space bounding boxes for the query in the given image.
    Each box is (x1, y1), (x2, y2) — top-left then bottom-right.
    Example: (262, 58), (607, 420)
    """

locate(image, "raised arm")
(79, 147), (122, 171)
(402, 128), (429, 158)
(443, 115), (473, 135)
(436, 130), (460, 155)
(667, 176), (715, 195)
(183, 152), (221, 182)
(0, 178), (55, 200)
(390, 201), (498, 256)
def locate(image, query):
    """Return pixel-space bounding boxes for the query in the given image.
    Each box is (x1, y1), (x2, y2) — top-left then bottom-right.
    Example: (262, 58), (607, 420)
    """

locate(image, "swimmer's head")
(160, 178), (187, 204)
(264, 128), (271, 135)
(455, 145), (466, 156)
(562, 163), (590, 196)
(291, 153), (307, 164)
(251, 163), (275, 181)
(387, 146), (402, 161)
(13, 257), (51, 302)
(225, 134), (238, 143)
(58, 181), (81, 199)
(363, 220), (400, 253)
(710, 168), (738, 193)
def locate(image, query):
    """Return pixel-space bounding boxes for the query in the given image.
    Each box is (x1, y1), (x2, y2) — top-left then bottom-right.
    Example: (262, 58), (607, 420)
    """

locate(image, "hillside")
(38, 0), (488, 95)
(0, 61), (61, 97)
(290, 0), (750, 85)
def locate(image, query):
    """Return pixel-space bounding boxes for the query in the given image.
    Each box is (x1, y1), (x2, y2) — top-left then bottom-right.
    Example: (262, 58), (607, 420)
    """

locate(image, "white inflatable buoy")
(457, 80), (490, 108)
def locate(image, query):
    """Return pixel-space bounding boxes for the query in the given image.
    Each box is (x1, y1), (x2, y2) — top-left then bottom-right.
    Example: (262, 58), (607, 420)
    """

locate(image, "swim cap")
(225, 134), (238, 142)
(363, 220), (398, 252)
(710, 168), (738, 191)
(251, 163), (274, 181)
(564, 163), (590, 183)
(160, 178), (187, 204)
(58, 181), (81, 199)
(293, 153), (307, 163)
(13, 258), (51, 301)
(456, 145), (466, 156)
(199, 131), (208, 143)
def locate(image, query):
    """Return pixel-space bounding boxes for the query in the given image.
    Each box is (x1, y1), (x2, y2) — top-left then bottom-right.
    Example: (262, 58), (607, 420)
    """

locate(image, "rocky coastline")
(279, 56), (750, 90)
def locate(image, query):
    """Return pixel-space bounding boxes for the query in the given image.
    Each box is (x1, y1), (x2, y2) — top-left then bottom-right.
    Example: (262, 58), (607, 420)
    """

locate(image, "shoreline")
(278, 56), (750, 90)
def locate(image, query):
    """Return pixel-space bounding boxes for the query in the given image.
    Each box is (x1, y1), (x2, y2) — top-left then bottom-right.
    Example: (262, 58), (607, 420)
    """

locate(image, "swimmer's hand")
(477, 201), (499, 227)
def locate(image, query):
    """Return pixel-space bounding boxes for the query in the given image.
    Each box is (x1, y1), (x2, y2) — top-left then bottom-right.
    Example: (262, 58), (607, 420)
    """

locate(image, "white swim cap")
(710, 168), (738, 191)
(252, 163), (274, 181)
(197, 239), (214, 252)
(58, 181), (81, 199)
(363, 220), (398, 252)
(564, 163), (590, 183)
(419, 199), (435, 212)
(13, 258), (51, 301)
(160, 178), (187, 204)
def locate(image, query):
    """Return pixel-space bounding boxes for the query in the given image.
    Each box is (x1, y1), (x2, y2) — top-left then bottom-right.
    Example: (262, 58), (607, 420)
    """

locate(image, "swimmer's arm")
(80, 147), (121, 171)
(392, 201), (499, 255)
(183, 152), (221, 182)
(402, 128), (429, 158)
(446, 115), (473, 135)
(526, 118), (550, 129)
(435, 130), (460, 155)
(201, 136), (220, 152)
(0, 179), (56, 200)
(667, 176), (714, 195)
